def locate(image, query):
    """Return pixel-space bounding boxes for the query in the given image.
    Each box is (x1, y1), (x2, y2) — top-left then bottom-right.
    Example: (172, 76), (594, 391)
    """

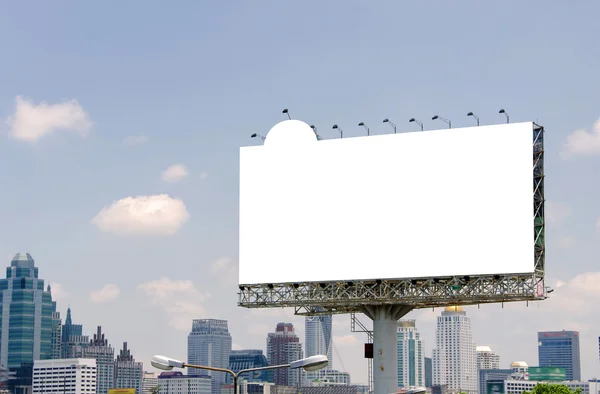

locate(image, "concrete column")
(363, 305), (413, 394)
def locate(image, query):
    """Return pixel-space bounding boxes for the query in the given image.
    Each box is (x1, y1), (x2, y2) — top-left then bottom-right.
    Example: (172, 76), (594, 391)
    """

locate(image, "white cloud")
(161, 164), (189, 183)
(6, 96), (92, 143)
(545, 201), (571, 225)
(89, 284), (120, 304)
(49, 283), (69, 301)
(137, 277), (211, 331)
(211, 257), (238, 284)
(557, 235), (576, 249)
(334, 334), (358, 346)
(198, 172), (209, 180)
(562, 118), (600, 158)
(91, 194), (189, 236)
(123, 135), (149, 146)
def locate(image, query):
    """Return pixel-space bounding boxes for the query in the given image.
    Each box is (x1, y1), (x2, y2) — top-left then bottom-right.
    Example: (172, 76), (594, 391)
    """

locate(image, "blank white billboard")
(239, 120), (534, 285)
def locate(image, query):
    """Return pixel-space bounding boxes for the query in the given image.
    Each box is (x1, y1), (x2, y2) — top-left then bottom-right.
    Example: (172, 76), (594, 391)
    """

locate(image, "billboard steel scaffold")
(238, 120), (546, 313)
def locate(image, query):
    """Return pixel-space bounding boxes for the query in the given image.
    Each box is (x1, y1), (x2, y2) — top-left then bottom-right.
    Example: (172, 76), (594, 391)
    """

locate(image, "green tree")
(150, 386), (159, 394)
(523, 383), (582, 394)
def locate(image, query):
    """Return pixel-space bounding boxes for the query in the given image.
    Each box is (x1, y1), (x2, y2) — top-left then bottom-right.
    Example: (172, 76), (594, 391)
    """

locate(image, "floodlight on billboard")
(239, 120), (536, 285)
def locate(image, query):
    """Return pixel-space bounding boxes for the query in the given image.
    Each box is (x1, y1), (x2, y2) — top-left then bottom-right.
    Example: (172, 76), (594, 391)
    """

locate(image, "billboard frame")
(238, 123), (546, 314)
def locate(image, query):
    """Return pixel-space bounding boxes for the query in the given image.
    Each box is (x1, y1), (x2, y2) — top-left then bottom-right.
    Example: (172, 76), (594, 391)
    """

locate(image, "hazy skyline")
(1, 0), (599, 384)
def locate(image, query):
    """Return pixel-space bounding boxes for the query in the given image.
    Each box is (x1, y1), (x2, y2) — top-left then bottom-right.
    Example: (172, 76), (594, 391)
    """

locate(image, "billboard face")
(239, 120), (534, 285)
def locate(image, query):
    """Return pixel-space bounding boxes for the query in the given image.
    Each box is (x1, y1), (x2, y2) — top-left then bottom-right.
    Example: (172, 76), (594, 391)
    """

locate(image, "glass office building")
(0, 253), (56, 388)
(538, 330), (581, 381)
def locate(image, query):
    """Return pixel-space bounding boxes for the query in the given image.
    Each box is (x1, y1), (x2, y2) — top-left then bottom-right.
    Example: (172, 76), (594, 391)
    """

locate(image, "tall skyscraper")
(62, 307), (84, 357)
(424, 357), (432, 388)
(114, 342), (143, 391)
(476, 346), (500, 371)
(538, 330), (581, 381)
(51, 301), (62, 359)
(0, 253), (56, 388)
(397, 320), (425, 388)
(432, 306), (477, 394)
(305, 315), (333, 380)
(187, 319), (232, 394)
(82, 326), (115, 394)
(266, 323), (303, 387)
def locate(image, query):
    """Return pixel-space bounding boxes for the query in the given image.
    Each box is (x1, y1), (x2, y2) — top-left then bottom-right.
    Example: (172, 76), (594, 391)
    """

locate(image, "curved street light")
(310, 125), (322, 140)
(332, 124), (343, 138)
(250, 133), (266, 141)
(358, 122), (370, 136)
(152, 354), (328, 394)
(282, 108), (291, 120)
(467, 112), (480, 126)
(409, 118), (424, 131)
(382, 118), (396, 134)
(499, 109), (509, 124)
(432, 115), (451, 129)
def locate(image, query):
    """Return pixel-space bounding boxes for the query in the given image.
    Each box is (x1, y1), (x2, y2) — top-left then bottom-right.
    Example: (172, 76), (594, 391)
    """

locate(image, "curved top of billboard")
(239, 120), (535, 285)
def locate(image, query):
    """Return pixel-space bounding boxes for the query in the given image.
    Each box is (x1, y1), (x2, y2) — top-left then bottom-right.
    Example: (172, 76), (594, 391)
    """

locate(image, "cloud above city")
(562, 118), (600, 158)
(122, 135), (149, 147)
(161, 164), (190, 183)
(137, 277), (211, 331)
(5, 96), (92, 143)
(89, 284), (121, 304)
(91, 194), (190, 236)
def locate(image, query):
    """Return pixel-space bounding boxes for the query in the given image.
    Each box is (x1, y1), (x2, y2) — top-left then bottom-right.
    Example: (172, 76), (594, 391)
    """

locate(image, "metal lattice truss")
(238, 123), (546, 316)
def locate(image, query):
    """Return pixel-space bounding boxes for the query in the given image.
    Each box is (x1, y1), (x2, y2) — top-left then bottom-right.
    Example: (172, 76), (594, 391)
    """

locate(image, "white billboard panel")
(239, 120), (534, 285)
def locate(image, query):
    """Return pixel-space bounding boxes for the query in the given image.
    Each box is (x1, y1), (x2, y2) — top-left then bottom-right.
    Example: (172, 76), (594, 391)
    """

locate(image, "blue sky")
(1, 0), (600, 384)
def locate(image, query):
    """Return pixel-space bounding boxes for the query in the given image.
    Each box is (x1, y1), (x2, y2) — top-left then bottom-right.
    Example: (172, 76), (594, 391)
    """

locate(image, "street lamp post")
(382, 118), (396, 133)
(358, 122), (370, 136)
(408, 118), (424, 131)
(432, 115), (451, 128)
(467, 112), (480, 126)
(282, 109), (291, 120)
(310, 125), (322, 140)
(332, 124), (343, 138)
(250, 133), (266, 141)
(152, 354), (328, 394)
(499, 108), (509, 124)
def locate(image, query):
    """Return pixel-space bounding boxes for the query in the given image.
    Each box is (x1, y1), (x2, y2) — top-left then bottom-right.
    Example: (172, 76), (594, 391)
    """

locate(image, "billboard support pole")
(363, 304), (413, 394)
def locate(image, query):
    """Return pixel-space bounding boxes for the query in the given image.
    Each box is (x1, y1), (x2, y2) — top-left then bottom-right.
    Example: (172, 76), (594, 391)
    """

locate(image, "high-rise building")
(158, 371), (211, 394)
(305, 315), (333, 379)
(62, 307), (84, 358)
(114, 342), (143, 391)
(476, 346), (500, 371)
(187, 319), (232, 394)
(266, 323), (303, 387)
(0, 253), (56, 389)
(228, 350), (272, 383)
(32, 358), (97, 394)
(432, 306), (477, 394)
(537, 330), (581, 381)
(397, 320), (425, 388)
(82, 326), (115, 394)
(141, 372), (159, 394)
(424, 357), (432, 388)
(51, 302), (63, 359)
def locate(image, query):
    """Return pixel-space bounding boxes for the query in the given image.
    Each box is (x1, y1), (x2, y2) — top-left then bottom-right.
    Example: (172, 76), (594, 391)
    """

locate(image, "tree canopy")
(523, 383), (582, 394)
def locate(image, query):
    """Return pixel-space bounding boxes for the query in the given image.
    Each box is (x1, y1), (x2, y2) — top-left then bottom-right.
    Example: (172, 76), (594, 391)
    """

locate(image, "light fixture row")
(249, 108), (510, 140)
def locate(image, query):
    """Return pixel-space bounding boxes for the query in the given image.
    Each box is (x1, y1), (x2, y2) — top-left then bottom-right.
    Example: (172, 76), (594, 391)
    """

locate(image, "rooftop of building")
(10, 253), (35, 268)
(476, 346), (493, 353)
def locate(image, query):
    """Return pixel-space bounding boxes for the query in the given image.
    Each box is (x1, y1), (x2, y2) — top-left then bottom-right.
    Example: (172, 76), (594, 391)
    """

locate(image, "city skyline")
(1, 1), (599, 387)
